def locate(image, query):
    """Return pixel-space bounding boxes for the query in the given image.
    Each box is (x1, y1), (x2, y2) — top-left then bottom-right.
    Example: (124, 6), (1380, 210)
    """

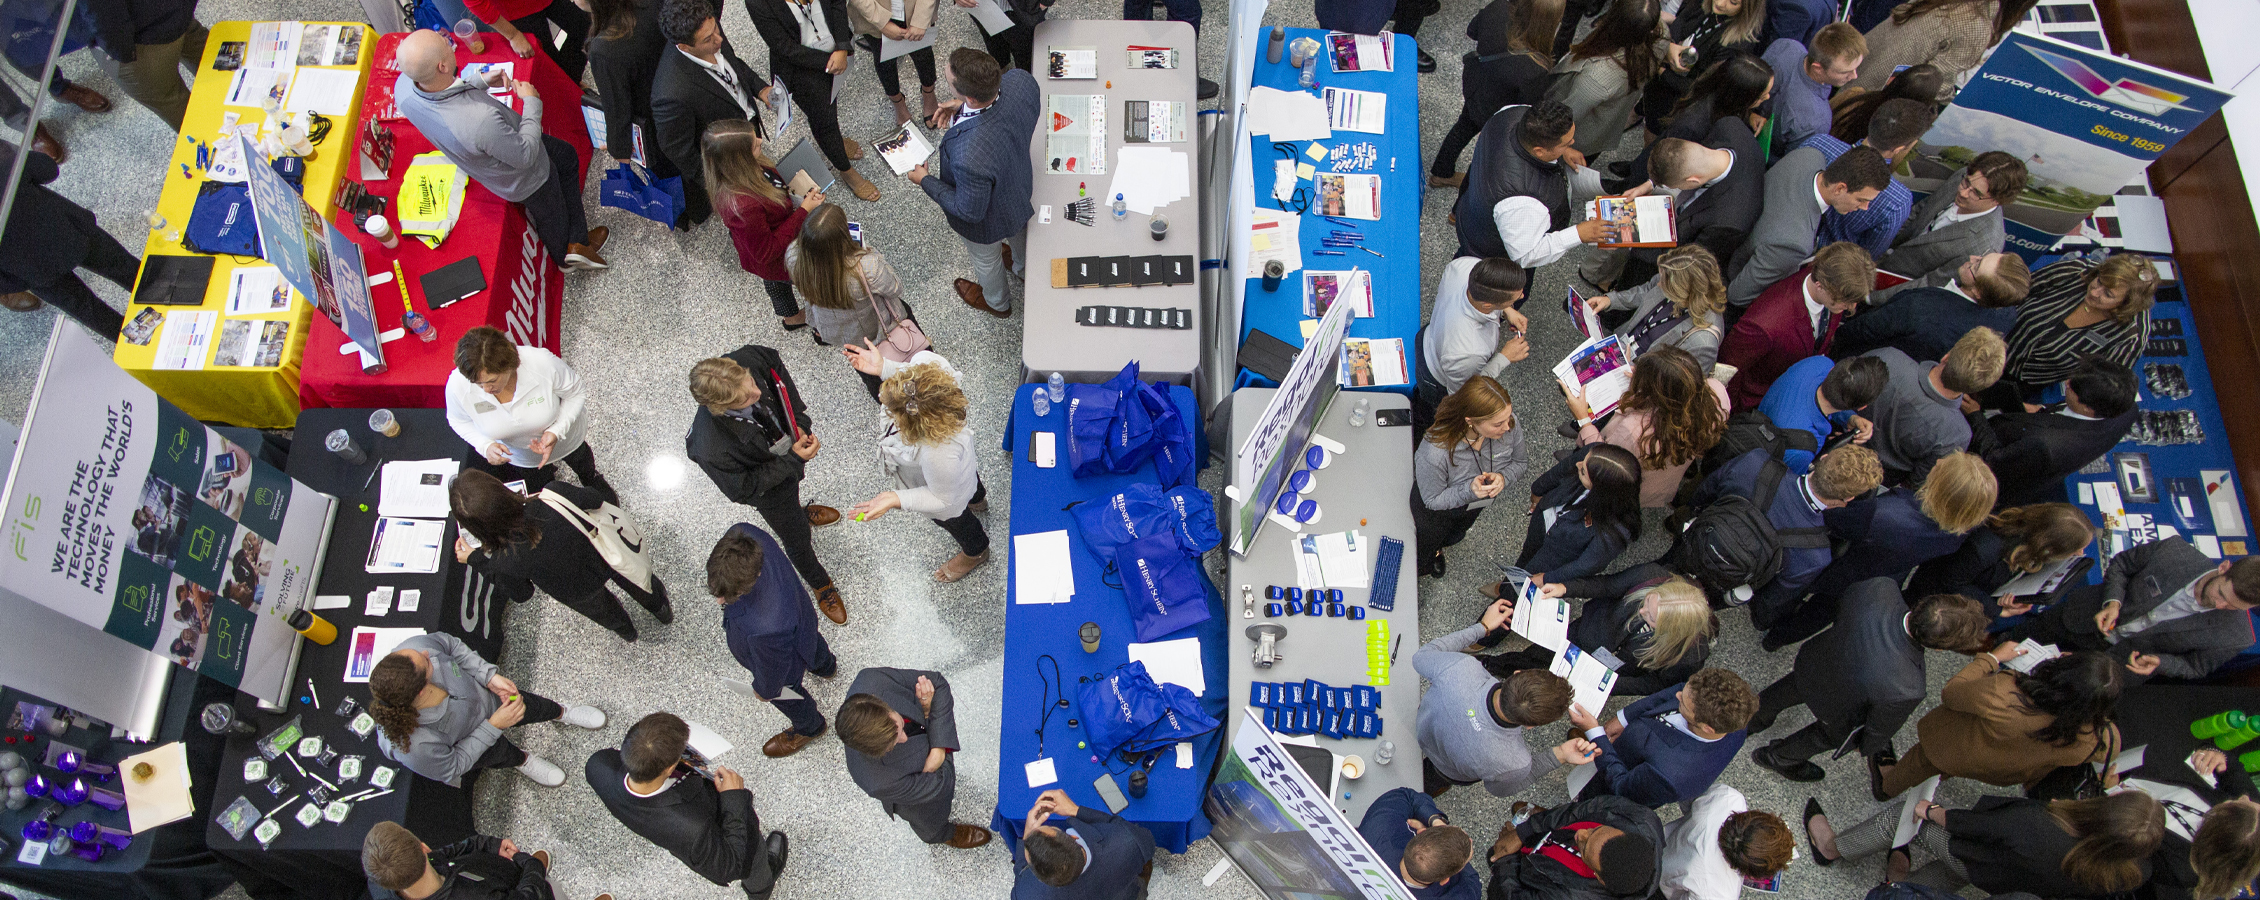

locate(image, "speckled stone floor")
(0, 1), (2001, 897)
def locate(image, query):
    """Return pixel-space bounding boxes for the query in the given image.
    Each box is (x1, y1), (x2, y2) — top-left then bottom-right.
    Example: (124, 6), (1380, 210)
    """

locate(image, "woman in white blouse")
(843, 344), (989, 582)
(443, 326), (616, 502)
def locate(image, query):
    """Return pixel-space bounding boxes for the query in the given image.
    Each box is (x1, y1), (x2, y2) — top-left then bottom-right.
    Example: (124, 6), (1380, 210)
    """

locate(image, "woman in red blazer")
(704, 119), (827, 330)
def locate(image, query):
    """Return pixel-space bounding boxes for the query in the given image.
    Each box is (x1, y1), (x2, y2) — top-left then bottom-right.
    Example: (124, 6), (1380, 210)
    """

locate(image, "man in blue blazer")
(1356, 787), (1479, 899)
(1012, 789), (1156, 899)
(911, 48), (1038, 318)
(708, 524), (836, 759)
(1568, 669), (1756, 809)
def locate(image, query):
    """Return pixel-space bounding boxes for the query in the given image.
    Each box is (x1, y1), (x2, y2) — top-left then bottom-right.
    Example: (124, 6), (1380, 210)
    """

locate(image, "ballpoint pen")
(1388, 634), (1402, 666)
(1359, 246), (1384, 258)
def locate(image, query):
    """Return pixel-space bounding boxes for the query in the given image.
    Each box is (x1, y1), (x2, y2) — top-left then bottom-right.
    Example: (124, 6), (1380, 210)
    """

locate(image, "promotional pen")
(1359, 246), (1385, 259)
(1389, 634), (1402, 666)
(1313, 249), (1346, 256)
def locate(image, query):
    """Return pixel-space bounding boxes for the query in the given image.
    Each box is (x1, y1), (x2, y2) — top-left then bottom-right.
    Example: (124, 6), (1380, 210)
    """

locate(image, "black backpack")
(1674, 457), (1829, 601)
(1696, 410), (1818, 481)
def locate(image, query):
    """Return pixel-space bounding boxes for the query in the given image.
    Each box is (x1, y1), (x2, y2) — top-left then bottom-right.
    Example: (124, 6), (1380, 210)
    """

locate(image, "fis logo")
(2022, 43), (2195, 116)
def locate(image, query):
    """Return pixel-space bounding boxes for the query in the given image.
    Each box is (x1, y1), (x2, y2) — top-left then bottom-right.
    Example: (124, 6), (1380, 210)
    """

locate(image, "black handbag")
(2025, 731), (2114, 801)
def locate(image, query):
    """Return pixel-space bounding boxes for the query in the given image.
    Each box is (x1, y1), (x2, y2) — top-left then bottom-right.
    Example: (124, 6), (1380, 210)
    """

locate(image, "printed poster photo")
(199, 436), (254, 519)
(130, 475), (195, 568)
(158, 575), (216, 669)
(220, 530), (274, 611)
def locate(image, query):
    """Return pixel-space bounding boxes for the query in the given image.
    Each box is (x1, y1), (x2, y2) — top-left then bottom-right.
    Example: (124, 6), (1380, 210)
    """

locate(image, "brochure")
(1552, 335), (1634, 419)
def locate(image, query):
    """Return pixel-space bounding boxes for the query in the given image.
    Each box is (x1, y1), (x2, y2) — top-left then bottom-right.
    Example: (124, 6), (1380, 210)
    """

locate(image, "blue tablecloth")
(990, 383), (1226, 855)
(2046, 258), (2260, 670)
(1236, 29), (1423, 396)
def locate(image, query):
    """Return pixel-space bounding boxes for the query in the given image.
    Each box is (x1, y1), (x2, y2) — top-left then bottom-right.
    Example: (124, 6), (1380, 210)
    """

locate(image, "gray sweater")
(1414, 429), (1529, 511)
(1860, 347), (1971, 483)
(377, 632), (503, 788)
(394, 72), (550, 203)
(1414, 623), (1559, 796)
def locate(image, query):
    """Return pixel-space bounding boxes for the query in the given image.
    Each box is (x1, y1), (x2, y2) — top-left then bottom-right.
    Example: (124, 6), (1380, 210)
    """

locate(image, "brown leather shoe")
(532, 850), (550, 868)
(762, 726), (824, 758)
(31, 123), (63, 164)
(843, 136), (865, 160)
(806, 504), (841, 527)
(57, 83), (110, 112)
(956, 279), (1009, 318)
(1001, 242), (1013, 272)
(840, 168), (880, 201)
(945, 824), (992, 848)
(814, 584), (847, 624)
(564, 243), (609, 270)
(584, 225), (609, 252)
(0, 292), (40, 312)
(594, 894), (613, 900)
(934, 550), (988, 583)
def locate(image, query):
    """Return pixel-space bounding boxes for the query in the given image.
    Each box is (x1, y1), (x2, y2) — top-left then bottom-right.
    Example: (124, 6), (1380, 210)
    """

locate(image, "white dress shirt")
(1486, 164), (1604, 269)
(2112, 576), (2209, 640)
(444, 346), (590, 468)
(1422, 257), (1514, 392)
(1660, 783), (1750, 900)
(1676, 149), (1734, 211)
(1800, 275), (1828, 338)
(680, 47), (757, 119)
(1926, 203), (1993, 235)
(786, 0), (837, 52)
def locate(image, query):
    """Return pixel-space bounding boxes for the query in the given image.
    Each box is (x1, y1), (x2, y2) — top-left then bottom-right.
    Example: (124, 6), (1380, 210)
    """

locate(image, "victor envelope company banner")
(0, 326), (331, 703)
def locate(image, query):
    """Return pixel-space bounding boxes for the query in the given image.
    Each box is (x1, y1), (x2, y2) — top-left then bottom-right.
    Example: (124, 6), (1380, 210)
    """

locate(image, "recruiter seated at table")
(446, 325), (618, 503)
(2004, 537), (2260, 682)
(1011, 789), (1157, 900)
(1355, 787), (1480, 900)
(368, 632), (606, 788)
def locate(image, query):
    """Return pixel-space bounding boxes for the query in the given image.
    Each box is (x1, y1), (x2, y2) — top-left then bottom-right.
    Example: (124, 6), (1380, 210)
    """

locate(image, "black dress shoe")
(1803, 798), (1835, 867)
(647, 599), (675, 625)
(1416, 49), (1437, 73)
(1197, 77), (1218, 100)
(765, 830), (789, 874)
(1752, 744), (1826, 782)
(1867, 750), (1894, 802)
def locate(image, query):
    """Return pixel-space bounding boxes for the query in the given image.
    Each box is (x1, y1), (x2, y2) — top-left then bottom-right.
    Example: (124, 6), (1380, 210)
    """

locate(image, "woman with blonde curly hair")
(843, 345), (990, 582)
(1567, 345), (1729, 508)
(1588, 244), (1729, 371)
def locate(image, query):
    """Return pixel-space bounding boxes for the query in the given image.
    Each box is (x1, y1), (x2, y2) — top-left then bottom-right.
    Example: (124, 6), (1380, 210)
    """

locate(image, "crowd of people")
(2, 0), (2256, 898)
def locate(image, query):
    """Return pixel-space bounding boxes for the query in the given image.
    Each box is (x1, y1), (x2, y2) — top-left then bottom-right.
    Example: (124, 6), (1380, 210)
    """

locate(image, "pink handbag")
(856, 265), (931, 362)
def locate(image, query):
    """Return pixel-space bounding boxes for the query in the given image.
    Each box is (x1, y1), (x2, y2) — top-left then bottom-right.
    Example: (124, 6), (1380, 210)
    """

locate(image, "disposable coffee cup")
(325, 429), (367, 465)
(1341, 755), (1365, 779)
(368, 408), (401, 437)
(1149, 215), (1168, 242)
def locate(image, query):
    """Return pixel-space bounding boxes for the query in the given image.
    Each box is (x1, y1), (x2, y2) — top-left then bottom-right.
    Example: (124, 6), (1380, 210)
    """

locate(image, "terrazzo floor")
(0, 0), (2003, 896)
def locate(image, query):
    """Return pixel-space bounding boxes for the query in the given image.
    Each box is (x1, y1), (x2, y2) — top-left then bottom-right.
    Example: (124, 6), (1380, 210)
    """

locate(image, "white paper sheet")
(1247, 207), (1304, 276)
(1308, 530), (1369, 588)
(2197, 534), (2223, 558)
(1548, 644), (1616, 715)
(2112, 743), (2146, 774)
(1106, 147), (1191, 215)
(226, 266), (293, 315)
(1891, 775), (1943, 846)
(119, 742), (194, 833)
(1175, 741), (1193, 768)
(285, 67), (361, 116)
(1025, 756), (1059, 787)
(1245, 86), (1332, 142)
(1012, 530), (1075, 603)
(224, 67), (291, 108)
(1321, 87), (1386, 133)
(965, 0), (1015, 34)
(1566, 762), (1596, 797)
(380, 459), (460, 519)
(312, 594), (351, 609)
(880, 30), (937, 62)
(365, 517), (446, 573)
(1511, 582), (1572, 652)
(154, 311), (217, 370)
(685, 720), (734, 761)
(2002, 639), (2063, 674)
(1127, 637), (1206, 696)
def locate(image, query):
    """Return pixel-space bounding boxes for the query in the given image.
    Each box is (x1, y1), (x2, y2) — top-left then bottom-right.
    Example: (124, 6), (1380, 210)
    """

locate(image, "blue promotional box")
(1264, 707), (1280, 732)
(1250, 682), (1274, 708)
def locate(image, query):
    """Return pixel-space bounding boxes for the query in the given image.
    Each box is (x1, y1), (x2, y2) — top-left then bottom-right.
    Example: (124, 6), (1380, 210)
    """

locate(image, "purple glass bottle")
(70, 820), (134, 850)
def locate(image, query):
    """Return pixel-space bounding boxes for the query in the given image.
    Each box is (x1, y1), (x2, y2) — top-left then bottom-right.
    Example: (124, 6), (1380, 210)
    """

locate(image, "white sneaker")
(561, 704), (606, 729)
(518, 755), (566, 786)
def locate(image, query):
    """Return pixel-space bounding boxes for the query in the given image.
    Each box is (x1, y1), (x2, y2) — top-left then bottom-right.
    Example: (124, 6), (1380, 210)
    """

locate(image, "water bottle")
(1112, 193), (1127, 220)
(1047, 372), (1066, 402)
(1032, 391), (1050, 417)
(1299, 55), (1318, 88)
(1349, 397), (1369, 427)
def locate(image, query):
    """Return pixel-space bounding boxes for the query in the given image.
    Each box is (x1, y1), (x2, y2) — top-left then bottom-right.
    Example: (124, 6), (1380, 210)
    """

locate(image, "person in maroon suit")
(1719, 242), (1874, 413)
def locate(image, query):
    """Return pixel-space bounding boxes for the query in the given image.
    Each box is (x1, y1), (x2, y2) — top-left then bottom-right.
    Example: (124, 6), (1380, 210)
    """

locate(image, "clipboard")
(774, 137), (835, 200)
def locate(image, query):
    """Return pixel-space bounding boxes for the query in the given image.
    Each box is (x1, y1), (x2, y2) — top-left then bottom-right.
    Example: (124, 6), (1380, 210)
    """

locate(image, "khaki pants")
(100, 21), (209, 131)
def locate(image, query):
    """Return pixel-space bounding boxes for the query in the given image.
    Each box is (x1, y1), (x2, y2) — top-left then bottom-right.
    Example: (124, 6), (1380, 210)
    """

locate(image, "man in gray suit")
(1871, 152), (2029, 303)
(1726, 145), (1892, 307)
(2008, 537), (2260, 682)
(837, 668), (993, 847)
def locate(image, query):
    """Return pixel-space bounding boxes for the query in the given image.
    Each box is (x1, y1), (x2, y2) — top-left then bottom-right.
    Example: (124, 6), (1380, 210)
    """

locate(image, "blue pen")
(1322, 216), (1356, 227)
(1329, 230), (1365, 240)
(1313, 249), (1347, 256)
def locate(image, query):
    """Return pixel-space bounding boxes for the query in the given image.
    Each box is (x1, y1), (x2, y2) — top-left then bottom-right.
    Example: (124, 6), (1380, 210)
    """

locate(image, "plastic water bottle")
(1299, 55), (1318, 88)
(1350, 398), (1369, 427)
(1047, 372), (1066, 403)
(1032, 390), (1050, 417)
(1112, 193), (1127, 220)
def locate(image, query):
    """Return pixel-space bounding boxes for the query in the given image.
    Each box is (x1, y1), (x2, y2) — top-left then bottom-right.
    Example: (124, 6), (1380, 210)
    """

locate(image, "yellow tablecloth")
(112, 20), (372, 427)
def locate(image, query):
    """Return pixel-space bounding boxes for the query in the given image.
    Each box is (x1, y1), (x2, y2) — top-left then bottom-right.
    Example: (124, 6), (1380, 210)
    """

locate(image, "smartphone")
(1092, 773), (1130, 812)
(1375, 408), (1412, 427)
(848, 221), (864, 246)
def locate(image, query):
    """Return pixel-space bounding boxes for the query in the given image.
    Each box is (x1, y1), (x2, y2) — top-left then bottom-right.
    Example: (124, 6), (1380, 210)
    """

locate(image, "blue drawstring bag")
(601, 164), (686, 227)
(1063, 381), (1121, 477)
(1115, 533), (1212, 642)
(1070, 482), (1173, 565)
(1164, 486), (1220, 553)
(1139, 380), (1198, 488)
(1078, 660), (1220, 758)
(1102, 363), (1159, 472)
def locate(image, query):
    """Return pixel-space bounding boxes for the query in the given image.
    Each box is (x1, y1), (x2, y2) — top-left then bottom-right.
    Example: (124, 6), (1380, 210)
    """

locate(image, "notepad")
(1321, 87), (1386, 133)
(419, 257), (486, 307)
(378, 459), (459, 519)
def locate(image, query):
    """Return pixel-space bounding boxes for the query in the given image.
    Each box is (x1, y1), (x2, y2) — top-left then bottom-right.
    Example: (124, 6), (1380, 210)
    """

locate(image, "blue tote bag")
(1115, 533), (1212, 642)
(1078, 660), (1220, 758)
(600, 164), (685, 227)
(1063, 381), (1122, 478)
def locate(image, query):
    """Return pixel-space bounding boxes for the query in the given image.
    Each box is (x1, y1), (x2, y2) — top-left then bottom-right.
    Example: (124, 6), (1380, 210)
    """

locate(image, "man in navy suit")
(1719, 242), (1875, 413)
(911, 48), (1039, 318)
(1763, 0), (1835, 45)
(1568, 668), (1756, 809)
(1356, 787), (1479, 900)
(1830, 252), (2030, 363)
(1011, 789), (1157, 899)
(708, 525), (836, 759)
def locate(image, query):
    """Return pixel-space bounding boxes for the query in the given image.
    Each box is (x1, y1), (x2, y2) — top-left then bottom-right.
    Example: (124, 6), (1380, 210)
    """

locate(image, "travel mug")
(288, 609), (338, 645)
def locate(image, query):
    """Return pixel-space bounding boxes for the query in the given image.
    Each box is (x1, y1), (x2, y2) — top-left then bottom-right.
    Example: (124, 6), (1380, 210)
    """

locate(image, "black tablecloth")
(2115, 684), (2254, 802)
(208, 409), (509, 900)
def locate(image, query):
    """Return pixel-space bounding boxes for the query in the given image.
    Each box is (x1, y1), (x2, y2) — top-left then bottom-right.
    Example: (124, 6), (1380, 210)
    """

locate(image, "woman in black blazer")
(584, 0), (674, 177)
(1429, 0), (1563, 187)
(450, 470), (672, 642)
(1480, 563), (1717, 695)
(1908, 502), (2095, 625)
(1619, 51), (1771, 189)
(1487, 443), (1643, 600)
(2145, 748), (2260, 900)
(1814, 791), (2160, 897)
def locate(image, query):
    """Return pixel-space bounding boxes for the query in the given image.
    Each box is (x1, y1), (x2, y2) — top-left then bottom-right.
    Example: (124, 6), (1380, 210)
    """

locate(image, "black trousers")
(467, 690), (566, 770)
(1123, 0), (1201, 32)
(982, 24), (1037, 72)
(762, 278), (798, 318)
(461, 441), (618, 505)
(1411, 485), (1484, 566)
(558, 569), (670, 639)
(507, 0), (589, 81)
(1422, 757), (1477, 795)
(770, 637), (837, 736)
(29, 222), (136, 338)
(750, 484), (835, 590)
(932, 479), (990, 557)
(776, 65), (854, 172)
(1762, 592), (1840, 649)
(1433, 107), (1487, 177)
(858, 32), (936, 96)
(521, 134), (592, 268)
(1753, 674), (1843, 762)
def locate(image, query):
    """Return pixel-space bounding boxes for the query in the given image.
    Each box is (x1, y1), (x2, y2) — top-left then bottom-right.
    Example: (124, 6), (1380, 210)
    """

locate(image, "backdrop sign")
(1230, 295), (1354, 557)
(1910, 32), (2231, 259)
(0, 326), (332, 703)
(1206, 709), (1415, 900)
(239, 134), (387, 363)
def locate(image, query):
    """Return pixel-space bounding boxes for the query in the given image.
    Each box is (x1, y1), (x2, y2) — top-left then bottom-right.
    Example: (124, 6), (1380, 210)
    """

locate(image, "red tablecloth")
(301, 30), (587, 411)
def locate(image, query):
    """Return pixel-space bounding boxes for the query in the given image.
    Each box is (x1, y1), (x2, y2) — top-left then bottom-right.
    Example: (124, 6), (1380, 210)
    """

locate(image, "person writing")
(367, 633), (605, 788)
(1011, 789), (1158, 899)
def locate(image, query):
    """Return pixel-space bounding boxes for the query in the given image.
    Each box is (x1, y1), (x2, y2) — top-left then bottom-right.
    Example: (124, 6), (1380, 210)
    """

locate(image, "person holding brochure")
(1453, 101), (1619, 268)
(652, 0), (773, 228)
(969, 0), (1050, 73)
(685, 347), (848, 623)
(914, 49), (1039, 317)
(1908, 502), (2095, 628)
(1482, 565), (1719, 698)
(1567, 668), (1757, 808)
(1412, 595), (1588, 798)
(1413, 376), (1528, 578)
(451, 470), (677, 642)
(706, 120), (827, 329)
(1805, 791), (2159, 895)
(446, 326), (619, 503)
(1585, 244), (1728, 372)
(1718, 242), (1876, 413)
(367, 631), (607, 788)
(847, 0), (939, 125)
(708, 525), (838, 758)
(2001, 536), (2260, 683)
(1567, 346), (1728, 508)
(745, 0), (883, 202)
(1589, 127), (1764, 291)
(1414, 257), (1529, 435)
(1487, 443), (1644, 594)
